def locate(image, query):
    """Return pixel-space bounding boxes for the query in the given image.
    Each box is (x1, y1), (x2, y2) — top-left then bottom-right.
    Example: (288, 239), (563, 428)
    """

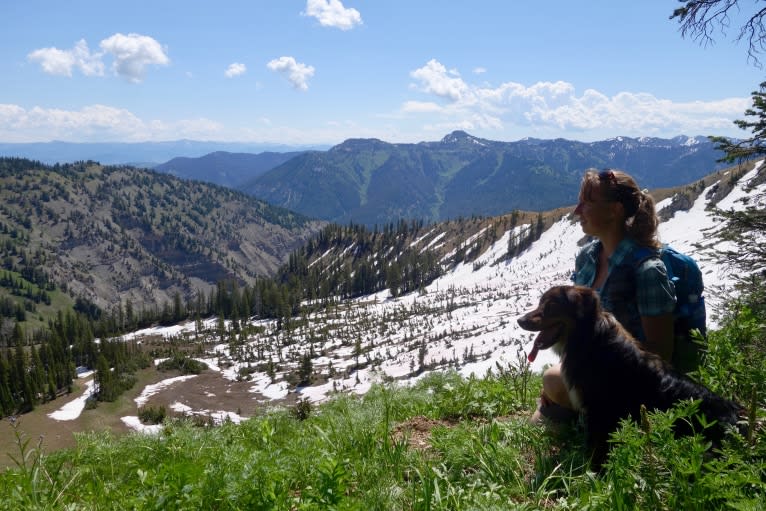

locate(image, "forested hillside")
(279, 210), (552, 304)
(154, 150), (306, 188)
(0, 157), (323, 322)
(241, 131), (726, 225)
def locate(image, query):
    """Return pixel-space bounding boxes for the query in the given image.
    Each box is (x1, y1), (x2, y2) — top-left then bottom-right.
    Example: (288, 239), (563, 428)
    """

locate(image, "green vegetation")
(0, 284), (763, 509)
(284, 212), (554, 306)
(156, 354), (208, 375)
(242, 133), (725, 225)
(138, 405), (167, 425)
(284, 220), (443, 302)
(0, 157), (322, 327)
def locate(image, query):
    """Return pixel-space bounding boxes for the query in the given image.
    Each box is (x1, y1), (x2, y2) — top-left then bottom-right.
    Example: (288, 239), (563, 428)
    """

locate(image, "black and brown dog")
(518, 285), (742, 467)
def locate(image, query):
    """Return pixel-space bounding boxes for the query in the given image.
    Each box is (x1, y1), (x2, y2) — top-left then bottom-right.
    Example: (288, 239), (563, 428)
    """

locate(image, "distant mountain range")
(1, 132), (728, 227)
(238, 131), (728, 225)
(154, 151), (306, 188)
(0, 140), (326, 167)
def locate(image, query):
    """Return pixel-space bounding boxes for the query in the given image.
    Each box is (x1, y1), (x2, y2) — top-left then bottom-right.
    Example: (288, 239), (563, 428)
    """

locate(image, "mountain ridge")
(0, 140), (328, 167)
(153, 150), (307, 188)
(240, 131), (726, 225)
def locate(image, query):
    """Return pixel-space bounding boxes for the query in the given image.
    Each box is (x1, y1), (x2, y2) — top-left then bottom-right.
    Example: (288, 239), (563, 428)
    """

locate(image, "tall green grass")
(1, 301), (764, 510)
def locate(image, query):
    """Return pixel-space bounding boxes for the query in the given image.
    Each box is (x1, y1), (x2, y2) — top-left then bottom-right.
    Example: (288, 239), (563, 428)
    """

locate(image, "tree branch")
(671, 0), (766, 67)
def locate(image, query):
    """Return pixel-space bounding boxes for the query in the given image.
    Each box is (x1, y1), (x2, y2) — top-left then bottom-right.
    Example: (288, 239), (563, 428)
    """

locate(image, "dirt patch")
(391, 415), (454, 451)
(140, 370), (276, 418)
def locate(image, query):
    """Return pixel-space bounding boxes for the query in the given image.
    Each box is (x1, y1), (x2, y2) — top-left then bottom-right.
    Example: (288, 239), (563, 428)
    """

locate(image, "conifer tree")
(30, 344), (46, 403)
(710, 82), (766, 163)
(0, 355), (13, 416)
(13, 342), (34, 412)
(298, 352), (313, 386)
(95, 354), (115, 402)
(386, 261), (402, 297)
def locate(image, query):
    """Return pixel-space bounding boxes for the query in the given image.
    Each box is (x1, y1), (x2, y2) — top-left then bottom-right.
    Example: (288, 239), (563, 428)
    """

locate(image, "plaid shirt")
(573, 238), (676, 342)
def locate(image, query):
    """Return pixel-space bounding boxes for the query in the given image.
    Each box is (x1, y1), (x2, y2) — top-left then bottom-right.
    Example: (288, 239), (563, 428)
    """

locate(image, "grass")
(0, 275), (75, 333)
(0, 302), (764, 510)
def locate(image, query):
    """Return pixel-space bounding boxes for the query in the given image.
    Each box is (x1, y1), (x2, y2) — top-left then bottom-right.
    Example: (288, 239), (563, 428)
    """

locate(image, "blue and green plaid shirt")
(573, 238), (675, 342)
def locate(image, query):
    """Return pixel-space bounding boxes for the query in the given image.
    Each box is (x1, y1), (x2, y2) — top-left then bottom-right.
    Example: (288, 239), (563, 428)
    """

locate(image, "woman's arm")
(635, 256), (676, 361)
(641, 313), (674, 361)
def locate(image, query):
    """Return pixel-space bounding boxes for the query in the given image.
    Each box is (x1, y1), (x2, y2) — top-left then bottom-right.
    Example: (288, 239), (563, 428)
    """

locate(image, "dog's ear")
(565, 286), (581, 306)
(567, 286), (598, 320)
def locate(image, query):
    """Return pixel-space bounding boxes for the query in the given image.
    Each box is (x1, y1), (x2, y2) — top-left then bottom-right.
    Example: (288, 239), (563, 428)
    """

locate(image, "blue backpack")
(632, 244), (707, 372)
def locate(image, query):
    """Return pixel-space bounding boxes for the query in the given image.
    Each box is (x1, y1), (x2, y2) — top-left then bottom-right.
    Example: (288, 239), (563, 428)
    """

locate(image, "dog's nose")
(517, 314), (532, 329)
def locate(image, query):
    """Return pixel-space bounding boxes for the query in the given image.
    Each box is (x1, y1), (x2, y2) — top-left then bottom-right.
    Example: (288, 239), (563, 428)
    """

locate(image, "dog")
(518, 285), (742, 467)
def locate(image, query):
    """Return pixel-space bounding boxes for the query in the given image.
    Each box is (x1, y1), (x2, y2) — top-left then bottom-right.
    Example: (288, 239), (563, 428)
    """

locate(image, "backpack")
(632, 244), (707, 373)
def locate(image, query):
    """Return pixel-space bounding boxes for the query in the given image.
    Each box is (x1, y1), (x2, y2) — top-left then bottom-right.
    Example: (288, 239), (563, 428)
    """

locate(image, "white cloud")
(99, 33), (169, 83)
(0, 103), (222, 142)
(72, 39), (106, 76)
(303, 0), (362, 30)
(28, 34), (168, 83)
(410, 59), (472, 102)
(27, 39), (104, 77)
(28, 47), (76, 76)
(225, 62), (247, 78)
(267, 56), (315, 91)
(401, 101), (444, 114)
(405, 59), (749, 138)
(473, 67), (487, 74)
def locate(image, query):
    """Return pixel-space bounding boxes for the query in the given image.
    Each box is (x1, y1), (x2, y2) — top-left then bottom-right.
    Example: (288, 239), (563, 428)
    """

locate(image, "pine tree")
(386, 261), (402, 297)
(29, 345), (46, 404)
(298, 352), (313, 386)
(0, 355), (13, 416)
(13, 342), (34, 412)
(710, 82), (766, 163)
(95, 354), (114, 402)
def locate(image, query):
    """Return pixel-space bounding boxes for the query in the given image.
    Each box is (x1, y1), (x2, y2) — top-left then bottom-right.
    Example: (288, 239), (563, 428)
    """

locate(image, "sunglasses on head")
(598, 169), (616, 183)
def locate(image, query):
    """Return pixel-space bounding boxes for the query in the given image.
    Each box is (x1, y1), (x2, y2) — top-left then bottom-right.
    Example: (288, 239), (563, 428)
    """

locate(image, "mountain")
(241, 131), (727, 225)
(153, 150), (307, 188)
(0, 158), (324, 315)
(0, 140), (327, 167)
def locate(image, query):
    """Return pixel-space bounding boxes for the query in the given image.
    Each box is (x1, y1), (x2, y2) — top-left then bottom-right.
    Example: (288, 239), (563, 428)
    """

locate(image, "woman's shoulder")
(614, 239), (668, 278)
(575, 239), (600, 267)
(577, 239), (600, 256)
(629, 244), (670, 281)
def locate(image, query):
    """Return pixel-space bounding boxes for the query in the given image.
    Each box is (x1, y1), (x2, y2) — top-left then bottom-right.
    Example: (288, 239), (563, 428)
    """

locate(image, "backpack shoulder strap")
(629, 246), (660, 269)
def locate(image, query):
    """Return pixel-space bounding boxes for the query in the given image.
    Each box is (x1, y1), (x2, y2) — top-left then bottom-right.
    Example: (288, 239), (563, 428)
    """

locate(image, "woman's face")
(573, 185), (619, 237)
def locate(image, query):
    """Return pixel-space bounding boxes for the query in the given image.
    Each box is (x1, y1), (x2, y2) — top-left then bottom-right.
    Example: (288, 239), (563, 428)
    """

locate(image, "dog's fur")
(518, 285), (742, 467)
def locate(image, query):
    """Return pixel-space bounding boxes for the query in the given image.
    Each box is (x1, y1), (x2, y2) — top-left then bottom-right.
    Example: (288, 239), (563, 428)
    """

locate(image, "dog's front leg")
(585, 413), (618, 471)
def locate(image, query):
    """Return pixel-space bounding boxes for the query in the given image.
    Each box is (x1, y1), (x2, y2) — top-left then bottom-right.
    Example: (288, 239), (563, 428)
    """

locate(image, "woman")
(531, 169), (676, 423)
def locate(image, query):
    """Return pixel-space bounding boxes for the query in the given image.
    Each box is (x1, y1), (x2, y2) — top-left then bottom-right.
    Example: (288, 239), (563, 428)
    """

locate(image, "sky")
(1, 0), (764, 146)
(46, 160), (766, 428)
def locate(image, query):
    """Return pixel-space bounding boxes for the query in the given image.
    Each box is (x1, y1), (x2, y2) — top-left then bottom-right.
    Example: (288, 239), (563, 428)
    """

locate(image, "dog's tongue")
(527, 344), (539, 362)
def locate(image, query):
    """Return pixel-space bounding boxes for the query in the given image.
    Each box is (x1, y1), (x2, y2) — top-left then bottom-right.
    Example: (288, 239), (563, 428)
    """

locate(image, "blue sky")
(1, 0), (762, 145)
